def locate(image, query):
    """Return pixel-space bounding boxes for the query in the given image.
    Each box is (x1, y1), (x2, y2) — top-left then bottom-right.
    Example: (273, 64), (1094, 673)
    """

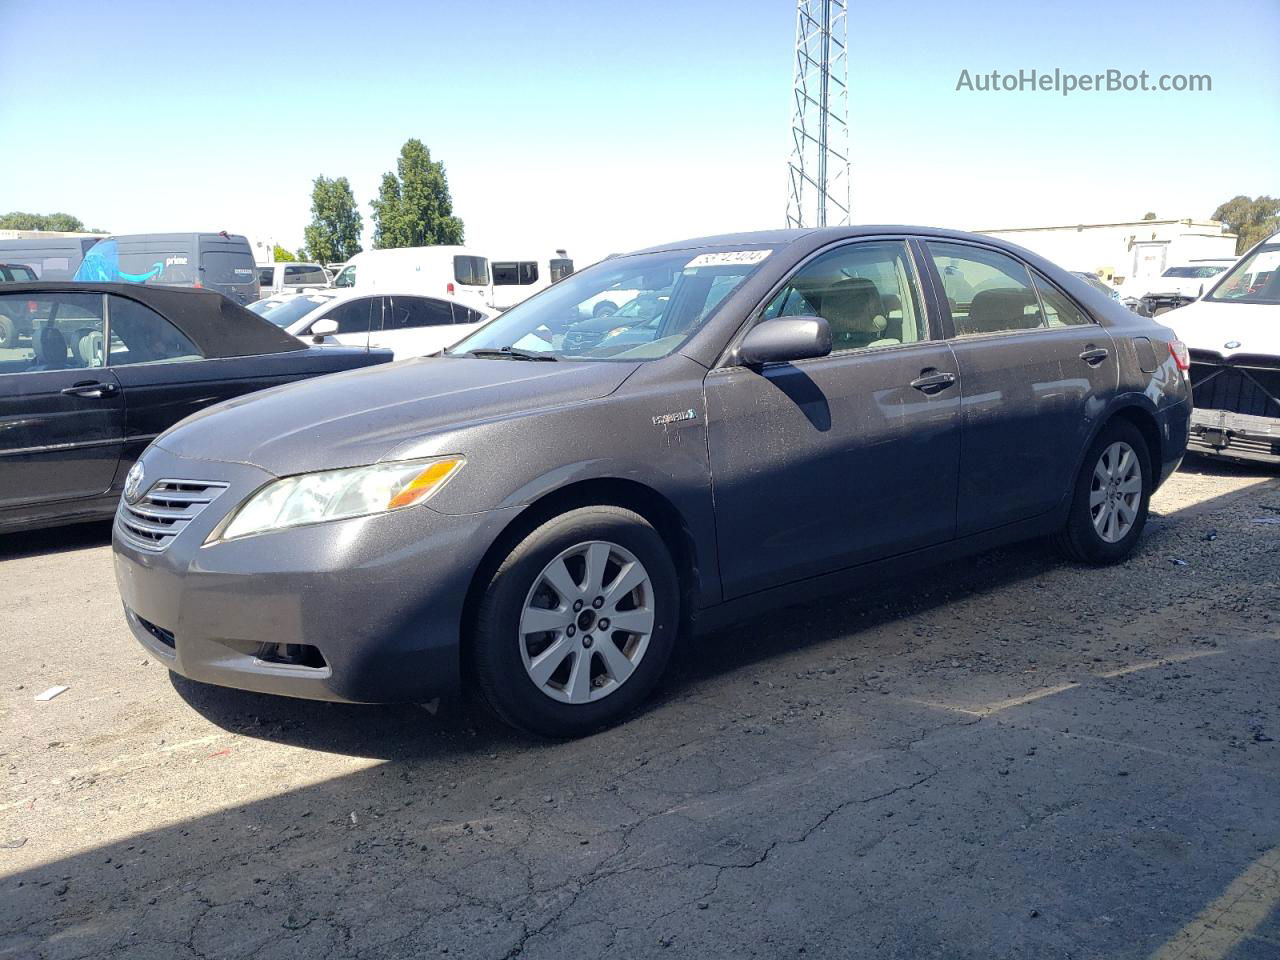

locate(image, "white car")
(1139, 258), (1238, 315)
(248, 289), (493, 360)
(256, 262), (332, 296)
(1162, 234), (1280, 465)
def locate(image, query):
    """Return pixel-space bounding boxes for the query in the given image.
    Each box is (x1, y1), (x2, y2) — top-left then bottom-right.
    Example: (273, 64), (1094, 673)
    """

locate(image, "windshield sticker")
(685, 250), (772, 269)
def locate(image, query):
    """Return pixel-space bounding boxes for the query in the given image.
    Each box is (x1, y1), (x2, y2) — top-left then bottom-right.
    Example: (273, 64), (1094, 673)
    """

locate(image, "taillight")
(1169, 340), (1190, 372)
(446, 282), (455, 296)
(193, 280), (203, 289)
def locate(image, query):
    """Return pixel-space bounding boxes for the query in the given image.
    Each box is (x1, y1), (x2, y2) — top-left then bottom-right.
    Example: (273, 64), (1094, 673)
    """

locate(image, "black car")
(0, 282), (392, 533)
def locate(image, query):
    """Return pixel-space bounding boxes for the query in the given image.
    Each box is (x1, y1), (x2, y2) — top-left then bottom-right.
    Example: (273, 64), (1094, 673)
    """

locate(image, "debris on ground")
(33, 686), (69, 702)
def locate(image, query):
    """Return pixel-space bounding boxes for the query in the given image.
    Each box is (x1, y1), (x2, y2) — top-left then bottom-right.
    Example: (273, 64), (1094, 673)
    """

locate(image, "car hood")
(153, 356), (639, 476)
(1158, 299), (1280, 357)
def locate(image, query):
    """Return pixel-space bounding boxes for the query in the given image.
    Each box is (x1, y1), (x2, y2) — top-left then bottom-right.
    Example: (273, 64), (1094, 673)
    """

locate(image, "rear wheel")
(0, 315), (15, 349)
(471, 506), (679, 737)
(1056, 419), (1151, 564)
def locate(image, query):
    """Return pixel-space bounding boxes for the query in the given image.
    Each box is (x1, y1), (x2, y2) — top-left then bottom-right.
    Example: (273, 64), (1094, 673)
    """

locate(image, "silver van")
(75, 233), (260, 304)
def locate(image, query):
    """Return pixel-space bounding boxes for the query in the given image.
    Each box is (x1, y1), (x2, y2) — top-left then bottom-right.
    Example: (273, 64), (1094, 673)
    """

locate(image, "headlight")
(212, 456), (464, 542)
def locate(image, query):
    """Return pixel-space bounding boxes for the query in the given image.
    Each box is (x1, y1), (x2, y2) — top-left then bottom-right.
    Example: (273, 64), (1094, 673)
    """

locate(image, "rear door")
(0, 291), (124, 512)
(199, 239), (259, 304)
(375, 296), (467, 357)
(920, 239), (1117, 535)
(705, 238), (962, 598)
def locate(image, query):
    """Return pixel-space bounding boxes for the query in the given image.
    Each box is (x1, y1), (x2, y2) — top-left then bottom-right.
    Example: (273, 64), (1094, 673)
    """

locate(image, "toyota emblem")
(123, 461), (145, 503)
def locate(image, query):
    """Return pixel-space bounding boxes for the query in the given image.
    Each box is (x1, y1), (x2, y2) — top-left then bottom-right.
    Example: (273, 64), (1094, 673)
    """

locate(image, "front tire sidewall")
(1062, 420), (1152, 564)
(472, 507), (679, 737)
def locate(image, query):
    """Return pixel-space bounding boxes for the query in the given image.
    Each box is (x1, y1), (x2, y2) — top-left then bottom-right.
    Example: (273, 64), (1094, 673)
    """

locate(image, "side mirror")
(737, 316), (832, 367)
(310, 317), (338, 343)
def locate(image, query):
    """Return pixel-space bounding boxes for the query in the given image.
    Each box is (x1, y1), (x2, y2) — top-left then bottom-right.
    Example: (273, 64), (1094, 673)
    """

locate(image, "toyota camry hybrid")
(112, 227), (1191, 736)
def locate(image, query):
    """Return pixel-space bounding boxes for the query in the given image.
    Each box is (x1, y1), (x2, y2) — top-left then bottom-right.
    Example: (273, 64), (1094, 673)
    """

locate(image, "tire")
(471, 505), (680, 737)
(1055, 419), (1152, 565)
(0, 315), (15, 349)
(592, 301), (618, 319)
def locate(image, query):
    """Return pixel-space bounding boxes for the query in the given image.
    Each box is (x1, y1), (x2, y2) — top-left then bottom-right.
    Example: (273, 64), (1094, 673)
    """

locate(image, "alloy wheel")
(1089, 441), (1142, 543)
(518, 540), (655, 704)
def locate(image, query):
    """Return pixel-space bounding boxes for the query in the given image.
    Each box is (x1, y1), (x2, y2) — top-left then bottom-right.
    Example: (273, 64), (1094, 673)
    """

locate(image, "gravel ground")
(2, 457), (1278, 960)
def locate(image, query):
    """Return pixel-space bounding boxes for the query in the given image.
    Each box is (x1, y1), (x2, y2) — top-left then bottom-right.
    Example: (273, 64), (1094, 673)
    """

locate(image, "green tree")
(369, 139), (464, 249)
(271, 245), (297, 262)
(303, 175), (363, 264)
(0, 211), (103, 232)
(1212, 195), (1280, 254)
(1142, 212), (1157, 220)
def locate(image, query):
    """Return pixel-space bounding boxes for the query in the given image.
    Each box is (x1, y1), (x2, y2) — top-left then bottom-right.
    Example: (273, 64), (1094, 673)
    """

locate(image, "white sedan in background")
(249, 289), (493, 359)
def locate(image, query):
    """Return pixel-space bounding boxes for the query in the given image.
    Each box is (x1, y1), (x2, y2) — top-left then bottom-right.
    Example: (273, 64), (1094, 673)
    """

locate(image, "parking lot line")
(1149, 846), (1280, 960)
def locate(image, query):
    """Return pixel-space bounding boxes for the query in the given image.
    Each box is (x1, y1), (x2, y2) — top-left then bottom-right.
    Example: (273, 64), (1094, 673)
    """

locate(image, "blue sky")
(1, 0), (1276, 263)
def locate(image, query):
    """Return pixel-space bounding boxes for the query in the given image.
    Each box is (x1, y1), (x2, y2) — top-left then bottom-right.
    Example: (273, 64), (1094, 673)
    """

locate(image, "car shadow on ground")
(172, 534), (1062, 758)
(0, 519), (112, 561)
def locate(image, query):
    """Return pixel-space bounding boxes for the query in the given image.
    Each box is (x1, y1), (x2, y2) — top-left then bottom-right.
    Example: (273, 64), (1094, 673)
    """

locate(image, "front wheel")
(1056, 419), (1152, 564)
(471, 506), (679, 737)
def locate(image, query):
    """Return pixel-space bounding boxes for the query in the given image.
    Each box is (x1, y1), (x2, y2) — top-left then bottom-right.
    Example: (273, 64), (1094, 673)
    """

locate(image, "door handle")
(1079, 347), (1109, 365)
(60, 381), (119, 399)
(910, 370), (957, 394)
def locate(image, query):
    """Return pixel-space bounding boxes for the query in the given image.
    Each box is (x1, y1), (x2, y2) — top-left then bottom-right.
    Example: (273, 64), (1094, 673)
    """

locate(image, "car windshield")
(447, 249), (770, 361)
(1206, 243), (1280, 305)
(249, 293), (333, 327)
(1163, 265), (1228, 278)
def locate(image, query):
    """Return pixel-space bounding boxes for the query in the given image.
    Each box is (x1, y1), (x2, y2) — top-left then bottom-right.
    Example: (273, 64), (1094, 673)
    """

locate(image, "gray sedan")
(112, 226), (1192, 736)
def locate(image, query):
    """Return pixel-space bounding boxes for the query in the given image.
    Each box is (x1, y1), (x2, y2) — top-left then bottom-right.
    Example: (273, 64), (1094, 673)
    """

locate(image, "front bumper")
(1189, 407), (1280, 465)
(112, 445), (521, 703)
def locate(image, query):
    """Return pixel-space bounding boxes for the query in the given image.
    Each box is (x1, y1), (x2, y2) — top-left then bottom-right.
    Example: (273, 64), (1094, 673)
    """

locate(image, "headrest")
(36, 326), (69, 369)
(967, 289), (1040, 333)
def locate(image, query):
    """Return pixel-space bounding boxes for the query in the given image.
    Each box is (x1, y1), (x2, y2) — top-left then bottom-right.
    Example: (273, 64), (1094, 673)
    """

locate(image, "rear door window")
(928, 242), (1044, 336)
(201, 251), (256, 287)
(385, 296), (456, 328)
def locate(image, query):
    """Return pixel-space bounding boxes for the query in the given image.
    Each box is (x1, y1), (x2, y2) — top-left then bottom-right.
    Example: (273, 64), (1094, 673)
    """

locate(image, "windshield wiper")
(462, 347), (558, 361)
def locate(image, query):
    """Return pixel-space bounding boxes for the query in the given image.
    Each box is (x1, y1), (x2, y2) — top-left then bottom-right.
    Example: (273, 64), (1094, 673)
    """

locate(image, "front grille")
(117, 479), (229, 551)
(1190, 360), (1280, 418)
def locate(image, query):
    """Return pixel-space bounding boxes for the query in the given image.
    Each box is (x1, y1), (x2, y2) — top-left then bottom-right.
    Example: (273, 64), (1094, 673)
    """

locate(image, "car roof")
(1, 281), (305, 358)
(625, 224), (1034, 257)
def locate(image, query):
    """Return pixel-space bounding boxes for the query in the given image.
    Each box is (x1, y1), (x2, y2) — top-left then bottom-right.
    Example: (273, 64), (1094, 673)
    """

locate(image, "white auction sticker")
(685, 250), (772, 269)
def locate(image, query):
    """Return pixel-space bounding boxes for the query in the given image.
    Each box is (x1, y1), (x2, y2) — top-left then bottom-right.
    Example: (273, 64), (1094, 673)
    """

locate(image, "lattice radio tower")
(785, 0), (850, 228)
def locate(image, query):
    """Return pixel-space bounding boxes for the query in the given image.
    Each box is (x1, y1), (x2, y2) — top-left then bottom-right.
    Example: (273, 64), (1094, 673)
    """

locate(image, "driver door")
(705, 239), (962, 598)
(309, 296), (381, 350)
(0, 291), (124, 512)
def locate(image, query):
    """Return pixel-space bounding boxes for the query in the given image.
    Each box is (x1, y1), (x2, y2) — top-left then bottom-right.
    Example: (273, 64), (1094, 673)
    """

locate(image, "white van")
(340, 246), (492, 311)
(490, 250), (575, 310)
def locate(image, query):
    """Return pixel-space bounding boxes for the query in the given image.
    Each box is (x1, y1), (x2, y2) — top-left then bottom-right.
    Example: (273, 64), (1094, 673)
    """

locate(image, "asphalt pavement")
(2, 459), (1278, 960)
